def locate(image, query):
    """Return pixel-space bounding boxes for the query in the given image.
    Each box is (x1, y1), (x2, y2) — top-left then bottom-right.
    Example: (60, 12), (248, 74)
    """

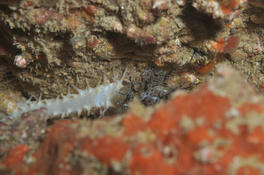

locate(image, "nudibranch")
(11, 69), (127, 118)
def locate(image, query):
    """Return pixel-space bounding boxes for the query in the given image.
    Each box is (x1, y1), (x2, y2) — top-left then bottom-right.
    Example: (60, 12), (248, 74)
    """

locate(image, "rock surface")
(0, 0), (264, 174)
(1, 63), (264, 175)
(0, 0), (263, 111)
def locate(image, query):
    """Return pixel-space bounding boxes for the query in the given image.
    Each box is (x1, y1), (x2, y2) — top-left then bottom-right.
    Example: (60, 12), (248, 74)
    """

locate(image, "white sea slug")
(11, 69), (127, 118)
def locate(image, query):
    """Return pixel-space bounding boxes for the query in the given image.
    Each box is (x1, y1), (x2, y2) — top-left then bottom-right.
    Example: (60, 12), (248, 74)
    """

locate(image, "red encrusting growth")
(81, 136), (129, 166)
(2, 83), (264, 175)
(149, 86), (230, 136)
(237, 167), (261, 175)
(223, 35), (240, 54)
(220, 0), (240, 15)
(238, 103), (263, 116)
(2, 145), (30, 168)
(211, 38), (225, 52)
(196, 60), (216, 75)
(129, 144), (176, 175)
(122, 113), (147, 136)
(211, 35), (240, 54)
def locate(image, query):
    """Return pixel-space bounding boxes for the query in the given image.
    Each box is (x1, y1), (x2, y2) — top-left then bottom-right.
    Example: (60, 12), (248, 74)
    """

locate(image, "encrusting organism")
(10, 69), (127, 118)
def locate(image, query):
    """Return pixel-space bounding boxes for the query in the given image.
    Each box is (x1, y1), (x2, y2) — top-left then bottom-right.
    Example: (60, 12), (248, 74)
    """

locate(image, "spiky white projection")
(11, 70), (127, 118)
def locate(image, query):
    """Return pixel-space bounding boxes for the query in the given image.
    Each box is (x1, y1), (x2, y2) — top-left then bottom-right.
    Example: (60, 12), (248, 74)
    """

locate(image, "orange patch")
(187, 127), (212, 144)
(220, 0), (240, 15)
(211, 38), (225, 52)
(237, 166), (261, 175)
(196, 60), (215, 75)
(122, 113), (147, 136)
(148, 87), (230, 137)
(223, 35), (240, 53)
(247, 126), (264, 144)
(81, 136), (128, 165)
(238, 103), (263, 116)
(2, 145), (30, 168)
(129, 144), (175, 175)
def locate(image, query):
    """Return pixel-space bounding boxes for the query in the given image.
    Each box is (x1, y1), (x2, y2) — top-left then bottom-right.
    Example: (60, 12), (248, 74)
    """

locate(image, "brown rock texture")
(1, 0), (260, 111)
(0, 1), (264, 174)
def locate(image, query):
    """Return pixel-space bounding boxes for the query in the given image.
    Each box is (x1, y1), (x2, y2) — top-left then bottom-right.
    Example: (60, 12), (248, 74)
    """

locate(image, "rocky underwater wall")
(0, 0), (264, 174)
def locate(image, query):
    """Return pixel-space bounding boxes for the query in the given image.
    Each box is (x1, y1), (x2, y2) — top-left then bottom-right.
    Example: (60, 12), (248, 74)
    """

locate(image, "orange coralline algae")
(220, 0), (240, 15)
(238, 103), (263, 116)
(2, 66), (264, 175)
(211, 35), (240, 53)
(246, 126), (264, 145)
(2, 145), (30, 168)
(237, 167), (261, 175)
(196, 60), (216, 75)
(223, 35), (240, 53)
(122, 113), (147, 136)
(129, 144), (176, 175)
(211, 38), (225, 52)
(147, 86), (230, 138)
(81, 136), (129, 165)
